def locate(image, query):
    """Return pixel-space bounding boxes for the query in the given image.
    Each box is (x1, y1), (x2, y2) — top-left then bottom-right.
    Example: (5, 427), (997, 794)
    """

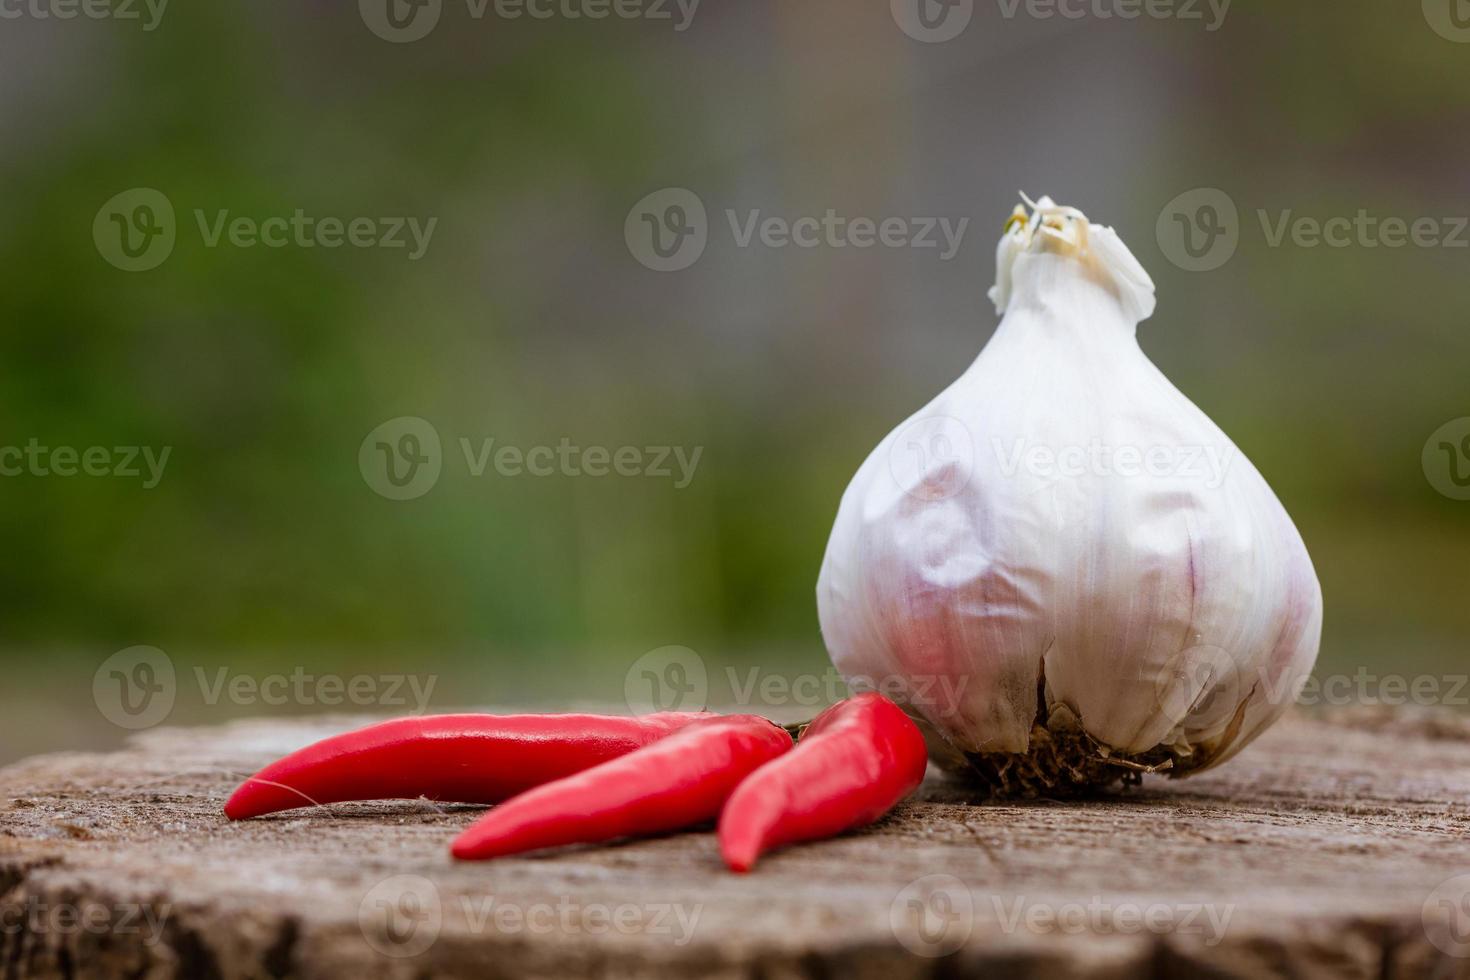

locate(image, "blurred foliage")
(0, 0), (1466, 762)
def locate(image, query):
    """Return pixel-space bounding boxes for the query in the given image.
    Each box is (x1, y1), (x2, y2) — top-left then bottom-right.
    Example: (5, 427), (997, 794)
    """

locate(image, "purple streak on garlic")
(816, 196), (1322, 784)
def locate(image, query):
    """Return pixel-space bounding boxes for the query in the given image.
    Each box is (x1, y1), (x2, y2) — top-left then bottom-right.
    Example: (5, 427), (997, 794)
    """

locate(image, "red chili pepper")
(450, 714), (793, 861)
(224, 711), (706, 820)
(718, 693), (927, 872)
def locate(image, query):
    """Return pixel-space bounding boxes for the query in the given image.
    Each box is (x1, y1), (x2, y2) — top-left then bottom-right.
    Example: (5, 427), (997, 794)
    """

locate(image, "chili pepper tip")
(223, 712), (708, 821)
(451, 715), (793, 861)
(716, 693), (927, 871)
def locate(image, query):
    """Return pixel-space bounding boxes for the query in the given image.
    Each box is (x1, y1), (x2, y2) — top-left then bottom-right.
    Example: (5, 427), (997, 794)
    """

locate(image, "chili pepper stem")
(780, 720), (810, 740)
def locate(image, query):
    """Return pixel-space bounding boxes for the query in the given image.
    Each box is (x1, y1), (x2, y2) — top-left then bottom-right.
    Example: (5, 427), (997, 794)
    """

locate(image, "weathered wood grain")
(3, 706), (1470, 979)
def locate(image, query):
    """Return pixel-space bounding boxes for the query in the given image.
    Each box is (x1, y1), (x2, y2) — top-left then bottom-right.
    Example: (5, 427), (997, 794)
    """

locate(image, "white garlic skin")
(816, 199), (1322, 773)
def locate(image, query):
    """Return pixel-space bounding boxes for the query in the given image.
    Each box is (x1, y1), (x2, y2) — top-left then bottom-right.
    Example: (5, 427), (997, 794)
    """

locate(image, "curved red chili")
(224, 711), (706, 820)
(718, 693), (927, 872)
(450, 714), (793, 861)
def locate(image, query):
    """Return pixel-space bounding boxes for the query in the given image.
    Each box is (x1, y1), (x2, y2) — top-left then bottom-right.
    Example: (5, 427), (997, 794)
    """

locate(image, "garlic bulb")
(816, 196), (1322, 793)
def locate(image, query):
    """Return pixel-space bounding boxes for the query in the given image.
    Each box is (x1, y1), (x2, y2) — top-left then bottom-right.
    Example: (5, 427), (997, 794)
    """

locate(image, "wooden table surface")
(3, 706), (1470, 979)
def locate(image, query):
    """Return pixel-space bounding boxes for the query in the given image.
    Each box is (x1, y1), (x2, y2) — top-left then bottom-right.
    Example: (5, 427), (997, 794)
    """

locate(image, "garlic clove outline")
(816, 195), (1322, 791)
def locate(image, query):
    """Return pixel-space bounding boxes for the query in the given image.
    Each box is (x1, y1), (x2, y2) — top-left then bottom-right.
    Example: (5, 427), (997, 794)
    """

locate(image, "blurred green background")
(1, 1), (1466, 763)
